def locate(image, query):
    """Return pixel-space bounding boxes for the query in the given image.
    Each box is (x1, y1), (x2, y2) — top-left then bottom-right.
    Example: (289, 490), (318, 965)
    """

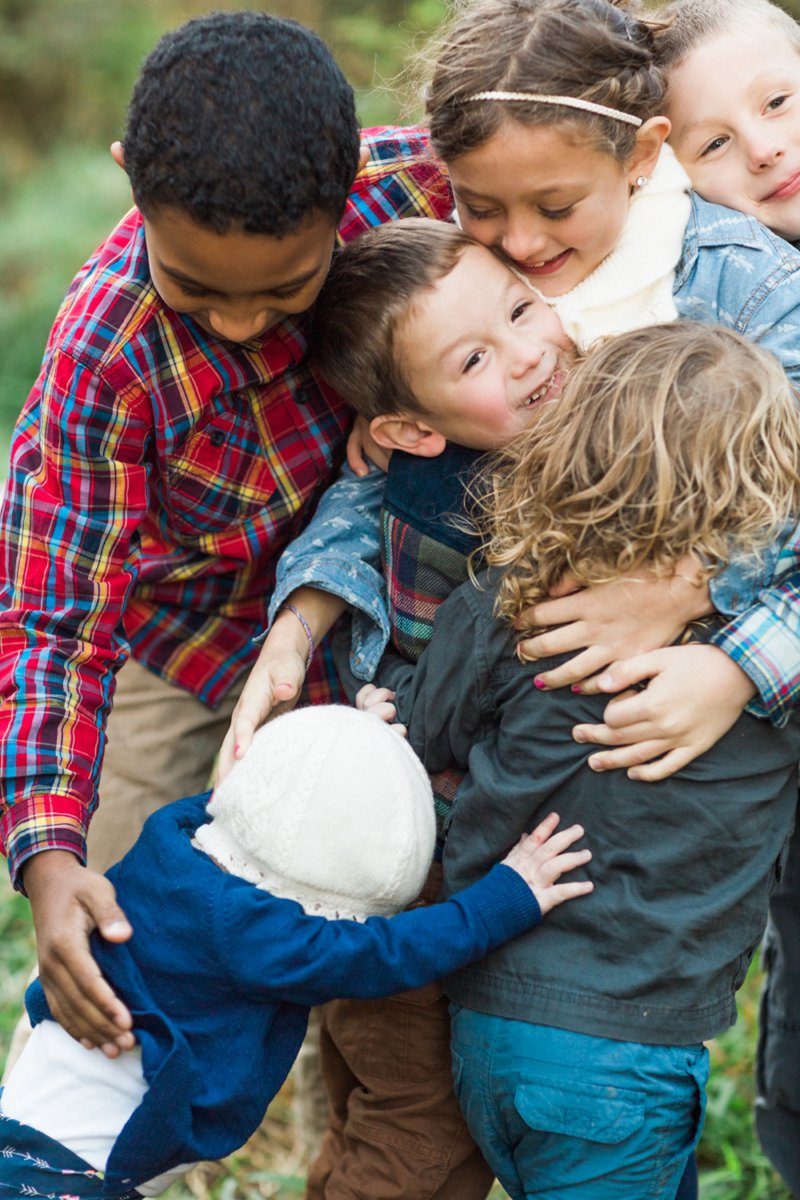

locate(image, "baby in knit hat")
(0, 704), (591, 1199)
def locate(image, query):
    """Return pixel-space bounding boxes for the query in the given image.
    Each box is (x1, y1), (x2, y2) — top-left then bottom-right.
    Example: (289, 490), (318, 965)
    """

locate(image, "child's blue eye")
(700, 135), (729, 158)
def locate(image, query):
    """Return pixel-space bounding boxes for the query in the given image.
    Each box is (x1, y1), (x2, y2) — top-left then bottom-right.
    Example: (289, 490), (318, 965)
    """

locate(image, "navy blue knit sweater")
(26, 793), (540, 1196)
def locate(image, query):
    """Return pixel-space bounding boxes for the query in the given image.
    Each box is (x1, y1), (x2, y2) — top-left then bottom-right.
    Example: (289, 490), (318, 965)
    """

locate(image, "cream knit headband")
(464, 91), (643, 128)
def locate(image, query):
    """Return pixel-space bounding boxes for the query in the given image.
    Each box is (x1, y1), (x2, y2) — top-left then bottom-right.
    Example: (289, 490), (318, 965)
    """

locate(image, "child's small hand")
(501, 813), (593, 915)
(355, 684), (408, 735)
(572, 643), (757, 781)
(516, 557), (712, 691)
(346, 415), (392, 477)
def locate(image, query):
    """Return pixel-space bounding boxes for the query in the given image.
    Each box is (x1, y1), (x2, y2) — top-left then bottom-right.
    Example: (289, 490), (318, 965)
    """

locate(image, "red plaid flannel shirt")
(0, 126), (453, 886)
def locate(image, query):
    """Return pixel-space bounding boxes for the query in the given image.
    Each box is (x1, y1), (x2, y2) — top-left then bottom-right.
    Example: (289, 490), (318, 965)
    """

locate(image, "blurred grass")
(0, 863), (791, 1200)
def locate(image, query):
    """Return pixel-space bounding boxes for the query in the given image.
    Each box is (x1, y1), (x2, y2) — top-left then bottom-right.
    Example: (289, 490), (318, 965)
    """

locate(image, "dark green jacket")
(380, 573), (800, 1045)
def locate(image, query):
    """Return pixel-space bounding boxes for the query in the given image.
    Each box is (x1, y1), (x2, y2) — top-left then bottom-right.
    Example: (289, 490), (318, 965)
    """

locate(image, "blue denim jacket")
(269, 195), (800, 724)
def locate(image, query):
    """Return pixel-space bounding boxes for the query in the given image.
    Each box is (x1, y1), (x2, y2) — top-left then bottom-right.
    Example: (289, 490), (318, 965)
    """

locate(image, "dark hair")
(425, 0), (664, 165)
(123, 10), (360, 235)
(313, 219), (476, 420)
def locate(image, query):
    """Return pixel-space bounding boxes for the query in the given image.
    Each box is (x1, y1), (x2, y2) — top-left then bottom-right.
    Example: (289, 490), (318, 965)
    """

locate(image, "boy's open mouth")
(524, 368), (560, 407)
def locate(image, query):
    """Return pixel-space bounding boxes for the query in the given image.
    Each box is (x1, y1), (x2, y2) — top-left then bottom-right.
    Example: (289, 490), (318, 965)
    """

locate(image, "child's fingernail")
(573, 729), (585, 743)
(534, 676), (546, 690)
(106, 919), (129, 932)
(588, 757), (604, 773)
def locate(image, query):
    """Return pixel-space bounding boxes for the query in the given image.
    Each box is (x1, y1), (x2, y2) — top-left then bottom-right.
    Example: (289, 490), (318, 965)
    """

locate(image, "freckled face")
(396, 244), (575, 450)
(144, 207), (337, 343)
(448, 119), (638, 297)
(667, 22), (800, 242)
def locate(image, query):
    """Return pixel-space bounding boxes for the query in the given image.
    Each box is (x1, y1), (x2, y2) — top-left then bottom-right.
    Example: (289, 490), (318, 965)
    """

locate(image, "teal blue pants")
(449, 1007), (708, 1200)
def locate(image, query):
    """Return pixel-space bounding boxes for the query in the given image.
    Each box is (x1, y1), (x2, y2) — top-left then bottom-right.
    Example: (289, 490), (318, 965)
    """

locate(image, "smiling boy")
(0, 12), (453, 1064)
(241, 218), (575, 1200)
(657, 0), (800, 245)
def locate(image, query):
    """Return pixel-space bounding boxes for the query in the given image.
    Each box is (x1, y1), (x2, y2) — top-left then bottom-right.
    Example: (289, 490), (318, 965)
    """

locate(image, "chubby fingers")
(527, 811), (560, 845)
(546, 879), (596, 906)
(537, 846), (593, 883)
(524, 820), (588, 859)
(355, 684), (398, 723)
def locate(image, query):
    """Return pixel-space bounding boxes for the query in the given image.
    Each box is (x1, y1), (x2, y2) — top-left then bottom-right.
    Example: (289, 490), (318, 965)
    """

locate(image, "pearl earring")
(635, 175), (649, 188)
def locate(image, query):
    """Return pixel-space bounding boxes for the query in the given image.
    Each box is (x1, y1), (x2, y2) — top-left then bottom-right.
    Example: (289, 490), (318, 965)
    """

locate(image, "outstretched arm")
(218, 815), (591, 1007)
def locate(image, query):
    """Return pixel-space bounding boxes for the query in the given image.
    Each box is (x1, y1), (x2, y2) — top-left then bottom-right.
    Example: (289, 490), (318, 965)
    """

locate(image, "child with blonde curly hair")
(360, 321), (800, 1199)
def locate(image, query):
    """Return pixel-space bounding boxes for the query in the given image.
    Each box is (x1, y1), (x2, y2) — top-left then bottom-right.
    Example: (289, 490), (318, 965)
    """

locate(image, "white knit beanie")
(194, 705), (435, 920)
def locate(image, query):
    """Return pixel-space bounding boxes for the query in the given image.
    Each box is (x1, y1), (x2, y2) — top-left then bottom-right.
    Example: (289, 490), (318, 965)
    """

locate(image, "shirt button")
(209, 428), (225, 448)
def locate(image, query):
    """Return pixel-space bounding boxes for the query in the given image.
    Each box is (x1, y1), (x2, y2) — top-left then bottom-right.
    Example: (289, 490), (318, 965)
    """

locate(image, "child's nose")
(746, 132), (784, 172)
(207, 306), (272, 343)
(510, 339), (545, 378)
(501, 217), (549, 264)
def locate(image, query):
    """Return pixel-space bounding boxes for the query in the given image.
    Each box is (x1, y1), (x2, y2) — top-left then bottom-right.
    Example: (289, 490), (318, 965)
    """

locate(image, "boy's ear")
(628, 116), (671, 186)
(369, 414), (447, 459)
(110, 141), (127, 172)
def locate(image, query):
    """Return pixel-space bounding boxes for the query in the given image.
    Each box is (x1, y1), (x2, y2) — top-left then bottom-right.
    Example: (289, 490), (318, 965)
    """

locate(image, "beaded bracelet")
(283, 603), (315, 668)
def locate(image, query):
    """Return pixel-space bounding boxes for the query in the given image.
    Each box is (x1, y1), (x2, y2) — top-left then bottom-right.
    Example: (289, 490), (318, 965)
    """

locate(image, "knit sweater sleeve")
(214, 863), (539, 1005)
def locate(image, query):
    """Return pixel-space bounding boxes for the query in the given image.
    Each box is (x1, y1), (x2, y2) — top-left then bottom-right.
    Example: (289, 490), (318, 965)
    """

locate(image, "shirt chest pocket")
(165, 404), (277, 541)
(163, 382), (346, 551)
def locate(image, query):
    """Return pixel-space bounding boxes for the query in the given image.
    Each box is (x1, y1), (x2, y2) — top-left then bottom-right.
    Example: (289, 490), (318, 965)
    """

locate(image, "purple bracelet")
(283, 603), (315, 667)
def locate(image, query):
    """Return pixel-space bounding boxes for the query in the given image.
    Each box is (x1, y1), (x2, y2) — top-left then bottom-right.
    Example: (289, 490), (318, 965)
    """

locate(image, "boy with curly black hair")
(0, 8), (451, 1079)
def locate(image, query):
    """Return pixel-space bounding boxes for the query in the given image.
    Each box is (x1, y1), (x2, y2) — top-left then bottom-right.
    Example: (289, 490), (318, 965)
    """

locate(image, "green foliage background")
(2, 3), (800, 1197)
(0, 0), (446, 458)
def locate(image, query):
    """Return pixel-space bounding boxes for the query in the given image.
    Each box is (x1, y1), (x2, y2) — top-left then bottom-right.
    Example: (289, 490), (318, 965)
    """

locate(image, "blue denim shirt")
(269, 195), (800, 724)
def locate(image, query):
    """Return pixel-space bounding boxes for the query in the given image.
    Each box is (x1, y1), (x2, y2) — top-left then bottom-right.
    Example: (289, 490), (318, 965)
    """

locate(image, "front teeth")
(524, 372), (554, 407)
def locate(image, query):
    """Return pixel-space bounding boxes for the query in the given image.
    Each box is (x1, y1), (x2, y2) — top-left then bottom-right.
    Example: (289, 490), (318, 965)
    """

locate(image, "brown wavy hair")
(476, 322), (800, 628)
(423, 0), (665, 165)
